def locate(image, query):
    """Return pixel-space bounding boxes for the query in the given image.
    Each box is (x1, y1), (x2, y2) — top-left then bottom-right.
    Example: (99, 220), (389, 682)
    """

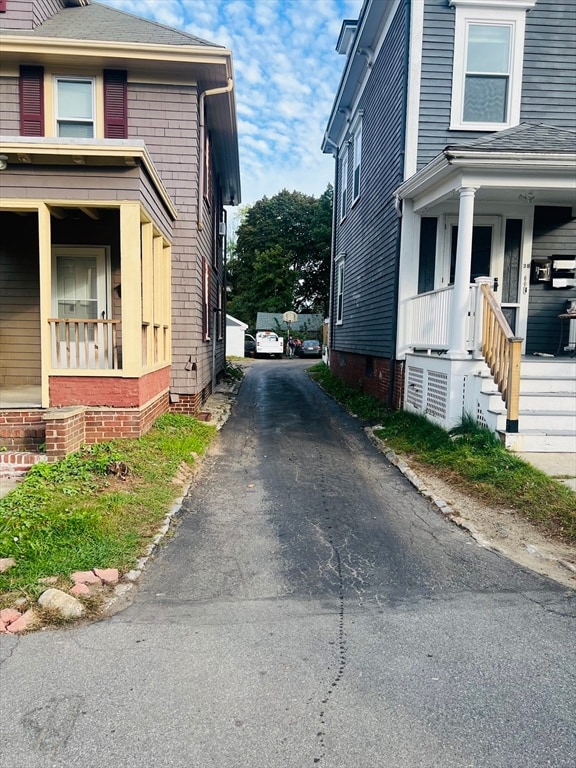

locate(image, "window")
(449, 1), (534, 131)
(463, 24), (511, 123)
(55, 77), (95, 138)
(352, 124), (362, 202)
(340, 151), (348, 221)
(336, 256), (345, 324)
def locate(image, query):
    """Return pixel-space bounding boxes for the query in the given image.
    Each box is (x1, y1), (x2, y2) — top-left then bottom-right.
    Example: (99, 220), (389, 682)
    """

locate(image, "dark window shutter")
(104, 70), (127, 138)
(20, 66), (44, 136)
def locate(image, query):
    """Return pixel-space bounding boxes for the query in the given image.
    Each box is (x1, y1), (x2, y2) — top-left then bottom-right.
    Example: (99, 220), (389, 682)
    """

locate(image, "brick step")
(0, 451), (48, 477)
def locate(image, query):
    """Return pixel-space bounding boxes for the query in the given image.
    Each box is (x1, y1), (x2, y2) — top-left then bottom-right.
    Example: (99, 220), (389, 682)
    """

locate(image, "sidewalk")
(516, 451), (576, 492)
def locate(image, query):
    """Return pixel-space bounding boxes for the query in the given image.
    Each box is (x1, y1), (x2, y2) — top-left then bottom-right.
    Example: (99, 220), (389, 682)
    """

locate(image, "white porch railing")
(406, 285), (476, 351)
(49, 319), (120, 370)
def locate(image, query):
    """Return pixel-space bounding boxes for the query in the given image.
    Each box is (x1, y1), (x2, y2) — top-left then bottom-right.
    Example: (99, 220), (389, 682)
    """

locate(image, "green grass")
(0, 413), (216, 604)
(308, 363), (576, 543)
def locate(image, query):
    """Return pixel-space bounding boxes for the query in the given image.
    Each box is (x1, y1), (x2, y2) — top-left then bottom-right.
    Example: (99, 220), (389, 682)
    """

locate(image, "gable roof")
(445, 123), (576, 155)
(256, 313), (324, 333)
(2, 2), (220, 47)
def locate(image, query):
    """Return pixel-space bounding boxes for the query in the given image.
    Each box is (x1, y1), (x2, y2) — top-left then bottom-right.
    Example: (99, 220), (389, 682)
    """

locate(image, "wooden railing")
(49, 318), (120, 370)
(480, 283), (522, 432)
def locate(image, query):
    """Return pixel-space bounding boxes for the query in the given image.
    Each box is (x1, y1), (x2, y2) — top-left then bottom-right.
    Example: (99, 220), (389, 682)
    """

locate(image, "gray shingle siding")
(126, 80), (210, 394)
(333, 0), (407, 358)
(0, 0), (64, 31)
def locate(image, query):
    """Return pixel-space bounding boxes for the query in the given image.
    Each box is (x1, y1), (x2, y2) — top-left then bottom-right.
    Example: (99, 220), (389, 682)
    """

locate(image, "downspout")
(198, 78), (233, 231)
(387, 0), (411, 409)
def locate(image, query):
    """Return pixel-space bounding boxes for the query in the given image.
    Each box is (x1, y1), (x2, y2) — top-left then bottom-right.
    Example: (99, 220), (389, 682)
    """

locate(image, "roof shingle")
(3, 1), (222, 47)
(445, 123), (576, 154)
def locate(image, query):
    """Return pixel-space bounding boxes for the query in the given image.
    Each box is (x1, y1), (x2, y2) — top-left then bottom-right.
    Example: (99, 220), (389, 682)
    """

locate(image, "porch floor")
(0, 385), (42, 409)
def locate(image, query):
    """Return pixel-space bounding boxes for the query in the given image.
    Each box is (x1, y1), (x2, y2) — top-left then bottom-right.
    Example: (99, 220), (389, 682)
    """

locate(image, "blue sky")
(101, 0), (363, 211)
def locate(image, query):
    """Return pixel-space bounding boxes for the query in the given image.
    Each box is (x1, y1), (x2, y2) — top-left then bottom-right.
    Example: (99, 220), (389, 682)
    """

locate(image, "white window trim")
(53, 75), (96, 138)
(449, 4), (531, 131)
(352, 122), (362, 204)
(335, 253), (345, 325)
(340, 150), (348, 222)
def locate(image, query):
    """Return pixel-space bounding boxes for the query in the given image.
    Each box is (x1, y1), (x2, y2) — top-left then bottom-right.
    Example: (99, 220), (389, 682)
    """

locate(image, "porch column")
(120, 204), (142, 376)
(447, 186), (476, 359)
(38, 203), (52, 408)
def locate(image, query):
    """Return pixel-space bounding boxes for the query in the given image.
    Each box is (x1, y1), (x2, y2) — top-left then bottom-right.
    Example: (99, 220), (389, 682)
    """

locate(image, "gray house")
(323, 0), (575, 452)
(0, 0), (240, 464)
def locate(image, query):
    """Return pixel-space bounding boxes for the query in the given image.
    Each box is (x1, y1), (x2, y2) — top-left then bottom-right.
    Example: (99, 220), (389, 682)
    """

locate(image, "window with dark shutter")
(20, 66), (44, 136)
(104, 70), (127, 138)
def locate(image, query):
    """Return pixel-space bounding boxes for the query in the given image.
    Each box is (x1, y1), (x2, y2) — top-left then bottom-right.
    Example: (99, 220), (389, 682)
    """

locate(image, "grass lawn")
(0, 413), (216, 606)
(307, 363), (576, 544)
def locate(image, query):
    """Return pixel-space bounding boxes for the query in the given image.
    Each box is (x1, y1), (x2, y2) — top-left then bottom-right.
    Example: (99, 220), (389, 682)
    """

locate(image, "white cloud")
(100, 0), (363, 205)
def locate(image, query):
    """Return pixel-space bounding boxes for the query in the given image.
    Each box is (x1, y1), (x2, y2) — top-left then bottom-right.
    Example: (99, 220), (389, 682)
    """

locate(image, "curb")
(365, 426), (576, 585)
(104, 377), (243, 615)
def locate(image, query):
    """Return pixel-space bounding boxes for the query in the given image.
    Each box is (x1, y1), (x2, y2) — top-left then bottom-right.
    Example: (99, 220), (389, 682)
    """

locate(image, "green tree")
(227, 186), (332, 328)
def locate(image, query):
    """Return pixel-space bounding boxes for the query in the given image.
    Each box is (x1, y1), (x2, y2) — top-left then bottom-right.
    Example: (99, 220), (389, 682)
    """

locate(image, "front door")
(51, 246), (111, 368)
(448, 217), (521, 334)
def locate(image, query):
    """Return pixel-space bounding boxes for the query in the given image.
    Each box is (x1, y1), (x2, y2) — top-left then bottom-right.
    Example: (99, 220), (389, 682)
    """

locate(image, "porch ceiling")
(400, 157), (576, 215)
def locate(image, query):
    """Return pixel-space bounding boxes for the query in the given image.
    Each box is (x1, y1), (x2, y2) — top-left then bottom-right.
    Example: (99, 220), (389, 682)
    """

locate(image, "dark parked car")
(244, 334), (256, 357)
(296, 339), (322, 358)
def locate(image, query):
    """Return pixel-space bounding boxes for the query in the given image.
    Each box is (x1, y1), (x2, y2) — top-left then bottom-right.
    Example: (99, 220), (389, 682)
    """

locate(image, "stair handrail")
(479, 282), (522, 433)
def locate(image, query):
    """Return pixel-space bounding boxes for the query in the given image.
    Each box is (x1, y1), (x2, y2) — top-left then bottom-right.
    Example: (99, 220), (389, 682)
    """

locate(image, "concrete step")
(519, 376), (576, 394)
(520, 359), (576, 378)
(0, 451), (47, 477)
(504, 431), (576, 453)
(519, 392), (576, 411)
(489, 408), (576, 431)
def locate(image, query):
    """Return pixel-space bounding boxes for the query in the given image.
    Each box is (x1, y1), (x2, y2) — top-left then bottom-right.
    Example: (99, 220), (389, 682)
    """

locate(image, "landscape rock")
(0, 608), (22, 625)
(93, 568), (119, 585)
(0, 557), (16, 573)
(71, 570), (102, 585)
(38, 588), (84, 619)
(6, 609), (38, 634)
(70, 583), (91, 596)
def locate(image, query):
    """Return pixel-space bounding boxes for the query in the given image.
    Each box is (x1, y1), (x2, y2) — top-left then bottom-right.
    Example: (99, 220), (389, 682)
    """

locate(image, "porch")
(403, 281), (576, 452)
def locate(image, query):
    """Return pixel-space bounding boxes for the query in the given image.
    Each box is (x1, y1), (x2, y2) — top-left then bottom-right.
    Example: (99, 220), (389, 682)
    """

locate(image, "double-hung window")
(449, 0), (535, 131)
(340, 151), (348, 221)
(55, 77), (95, 138)
(464, 24), (511, 123)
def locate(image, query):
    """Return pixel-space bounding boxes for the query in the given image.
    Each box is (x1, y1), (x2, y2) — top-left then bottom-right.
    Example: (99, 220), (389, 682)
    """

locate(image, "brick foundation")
(49, 367), (170, 408)
(329, 350), (405, 409)
(0, 410), (45, 451)
(0, 390), (170, 461)
(169, 381), (212, 416)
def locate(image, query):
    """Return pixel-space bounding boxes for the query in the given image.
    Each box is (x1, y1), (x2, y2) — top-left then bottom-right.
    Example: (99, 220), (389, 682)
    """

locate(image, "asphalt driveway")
(1, 359), (575, 768)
